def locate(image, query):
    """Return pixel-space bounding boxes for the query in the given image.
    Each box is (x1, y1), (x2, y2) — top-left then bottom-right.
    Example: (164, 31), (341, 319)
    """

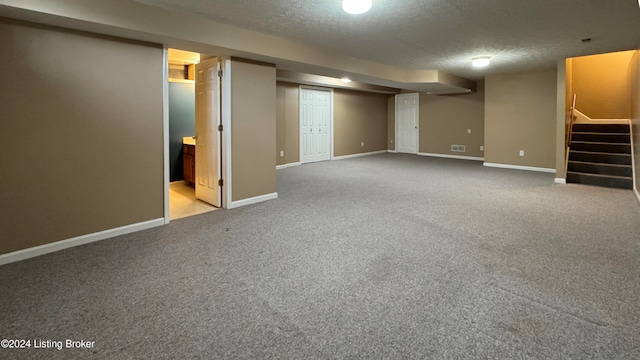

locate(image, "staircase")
(567, 123), (633, 189)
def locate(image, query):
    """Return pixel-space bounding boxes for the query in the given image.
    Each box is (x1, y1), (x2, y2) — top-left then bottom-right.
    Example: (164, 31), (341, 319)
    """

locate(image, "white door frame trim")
(162, 47), (170, 224)
(395, 93), (420, 155)
(299, 85), (334, 163)
(221, 57), (232, 209)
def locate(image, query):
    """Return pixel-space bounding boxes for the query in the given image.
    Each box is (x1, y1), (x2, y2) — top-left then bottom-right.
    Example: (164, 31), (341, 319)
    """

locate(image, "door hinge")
(218, 69), (223, 77)
(218, 124), (223, 132)
(218, 179), (223, 186)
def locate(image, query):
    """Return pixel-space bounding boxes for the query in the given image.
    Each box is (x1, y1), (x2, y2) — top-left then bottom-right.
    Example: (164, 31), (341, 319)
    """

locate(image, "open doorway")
(564, 50), (636, 190)
(167, 48), (219, 219)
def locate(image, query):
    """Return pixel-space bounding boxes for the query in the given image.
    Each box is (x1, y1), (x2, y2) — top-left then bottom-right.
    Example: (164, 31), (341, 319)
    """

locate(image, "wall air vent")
(451, 144), (466, 152)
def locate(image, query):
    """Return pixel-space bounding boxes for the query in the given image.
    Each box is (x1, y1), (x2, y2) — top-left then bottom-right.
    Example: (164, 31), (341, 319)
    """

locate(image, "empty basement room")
(1, 1), (640, 359)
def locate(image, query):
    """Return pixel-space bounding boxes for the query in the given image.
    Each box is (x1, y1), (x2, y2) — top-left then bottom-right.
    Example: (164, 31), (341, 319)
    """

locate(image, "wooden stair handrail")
(567, 94), (576, 147)
(564, 94), (576, 180)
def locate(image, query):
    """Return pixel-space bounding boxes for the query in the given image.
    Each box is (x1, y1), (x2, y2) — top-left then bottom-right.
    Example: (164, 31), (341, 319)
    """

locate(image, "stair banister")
(567, 94), (576, 147)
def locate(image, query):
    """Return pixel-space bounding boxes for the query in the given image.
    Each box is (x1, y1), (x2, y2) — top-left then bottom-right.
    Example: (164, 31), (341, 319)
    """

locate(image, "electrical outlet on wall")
(467, 129), (471, 134)
(480, 145), (484, 151)
(519, 150), (525, 157)
(280, 151), (284, 158)
(361, 141), (365, 147)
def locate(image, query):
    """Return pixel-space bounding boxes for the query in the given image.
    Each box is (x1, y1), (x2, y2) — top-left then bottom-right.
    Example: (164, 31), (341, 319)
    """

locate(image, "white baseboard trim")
(0, 218), (165, 266)
(634, 187), (640, 206)
(228, 192), (278, 209)
(332, 150), (387, 161)
(483, 162), (556, 173)
(387, 150), (397, 153)
(276, 162), (301, 170)
(418, 152), (484, 161)
(554, 178), (566, 184)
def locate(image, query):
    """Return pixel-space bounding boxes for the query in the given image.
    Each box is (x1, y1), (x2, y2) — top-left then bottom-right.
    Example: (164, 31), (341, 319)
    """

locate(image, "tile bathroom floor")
(169, 181), (217, 220)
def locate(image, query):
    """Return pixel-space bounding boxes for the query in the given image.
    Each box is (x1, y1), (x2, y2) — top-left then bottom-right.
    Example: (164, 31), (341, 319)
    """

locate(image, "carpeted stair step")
(566, 172), (633, 189)
(569, 141), (631, 154)
(566, 123), (632, 190)
(572, 123), (630, 133)
(568, 150), (632, 164)
(568, 151), (632, 165)
(571, 132), (631, 143)
(567, 161), (632, 177)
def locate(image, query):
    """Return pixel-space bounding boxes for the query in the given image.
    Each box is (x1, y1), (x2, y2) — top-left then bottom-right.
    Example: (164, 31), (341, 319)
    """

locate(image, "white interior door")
(195, 57), (221, 207)
(300, 88), (331, 163)
(396, 93), (419, 154)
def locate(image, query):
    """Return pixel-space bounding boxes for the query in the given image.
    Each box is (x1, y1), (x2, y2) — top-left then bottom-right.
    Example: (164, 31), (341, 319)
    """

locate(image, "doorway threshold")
(169, 181), (217, 220)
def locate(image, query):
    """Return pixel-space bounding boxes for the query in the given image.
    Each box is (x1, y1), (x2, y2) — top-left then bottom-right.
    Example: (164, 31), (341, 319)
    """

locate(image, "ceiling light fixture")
(342, 0), (372, 14)
(472, 56), (491, 68)
(340, 77), (352, 83)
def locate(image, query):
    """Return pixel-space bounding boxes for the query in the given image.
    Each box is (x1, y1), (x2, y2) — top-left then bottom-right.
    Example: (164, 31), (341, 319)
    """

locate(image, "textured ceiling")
(135, 0), (640, 80)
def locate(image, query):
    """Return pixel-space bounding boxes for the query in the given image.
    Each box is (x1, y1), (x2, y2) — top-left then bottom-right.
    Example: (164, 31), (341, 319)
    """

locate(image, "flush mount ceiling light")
(340, 77), (352, 83)
(343, 0), (372, 14)
(472, 56), (491, 68)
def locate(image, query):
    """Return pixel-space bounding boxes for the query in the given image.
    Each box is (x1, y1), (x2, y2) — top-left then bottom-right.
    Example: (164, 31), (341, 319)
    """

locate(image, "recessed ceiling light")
(343, 0), (372, 14)
(472, 57), (491, 68)
(340, 77), (352, 83)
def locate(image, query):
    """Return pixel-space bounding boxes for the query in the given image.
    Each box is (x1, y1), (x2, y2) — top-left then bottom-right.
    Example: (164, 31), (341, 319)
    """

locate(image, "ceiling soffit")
(134, 0), (640, 81)
(7, 1), (638, 92)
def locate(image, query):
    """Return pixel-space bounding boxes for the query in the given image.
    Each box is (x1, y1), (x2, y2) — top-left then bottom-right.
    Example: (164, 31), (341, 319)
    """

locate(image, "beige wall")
(418, 82), (485, 157)
(570, 51), (635, 119)
(630, 51), (640, 195)
(387, 96), (395, 151)
(276, 82), (299, 165)
(485, 71), (557, 169)
(556, 60), (568, 179)
(231, 60), (277, 201)
(334, 90), (388, 156)
(565, 59), (574, 114)
(0, 19), (164, 255)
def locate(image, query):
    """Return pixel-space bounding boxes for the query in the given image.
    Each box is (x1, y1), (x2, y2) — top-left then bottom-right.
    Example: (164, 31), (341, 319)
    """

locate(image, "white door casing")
(195, 57), (221, 207)
(300, 87), (332, 163)
(396, 93), (419, 154)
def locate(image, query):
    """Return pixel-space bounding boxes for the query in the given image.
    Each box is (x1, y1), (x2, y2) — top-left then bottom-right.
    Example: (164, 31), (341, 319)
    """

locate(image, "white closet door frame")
(221, 57), (232, 209)
(299, 85), (334, 164)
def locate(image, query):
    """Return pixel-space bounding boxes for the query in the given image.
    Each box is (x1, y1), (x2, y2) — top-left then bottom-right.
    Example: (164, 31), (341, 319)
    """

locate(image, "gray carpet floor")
(1, 153), (639, 359)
